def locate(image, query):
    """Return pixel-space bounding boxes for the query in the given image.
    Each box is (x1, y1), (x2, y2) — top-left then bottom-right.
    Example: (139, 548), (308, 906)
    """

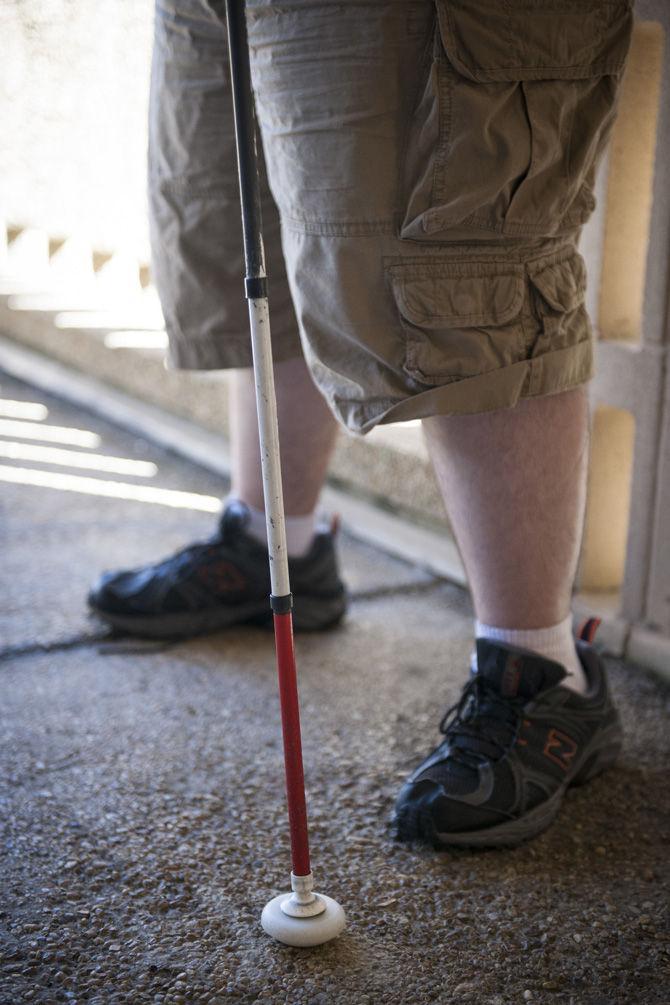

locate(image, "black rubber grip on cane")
(225, 0), (265, 282)
(245, 276), (268, 300)
(270, 593), (293, 615)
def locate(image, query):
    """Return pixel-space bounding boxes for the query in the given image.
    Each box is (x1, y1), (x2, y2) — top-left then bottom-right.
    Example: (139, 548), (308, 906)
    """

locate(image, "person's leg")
(423, 387), (589, 688)
(87, 357), (345, 635)
(88, 350), (344, 636)
(423, 387), (588, 627)
(87, 1), (348, 638)
(397, 387), (626, 846)
(230, 356), (340, 517)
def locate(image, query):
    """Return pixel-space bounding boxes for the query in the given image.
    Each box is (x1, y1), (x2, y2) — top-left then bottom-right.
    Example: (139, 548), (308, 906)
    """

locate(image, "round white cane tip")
(261, 892), (346, 947)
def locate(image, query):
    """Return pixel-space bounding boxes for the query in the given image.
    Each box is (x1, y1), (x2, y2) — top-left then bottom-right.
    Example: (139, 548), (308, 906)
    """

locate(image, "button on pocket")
(390, 263), (527, 385)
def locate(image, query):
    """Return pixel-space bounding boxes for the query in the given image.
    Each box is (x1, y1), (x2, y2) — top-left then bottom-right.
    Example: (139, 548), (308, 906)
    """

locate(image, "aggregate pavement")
(1, 374), (668, 1004)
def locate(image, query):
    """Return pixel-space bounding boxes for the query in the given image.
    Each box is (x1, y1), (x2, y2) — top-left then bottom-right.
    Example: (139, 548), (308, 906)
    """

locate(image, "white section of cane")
(247, 294), (290, 598)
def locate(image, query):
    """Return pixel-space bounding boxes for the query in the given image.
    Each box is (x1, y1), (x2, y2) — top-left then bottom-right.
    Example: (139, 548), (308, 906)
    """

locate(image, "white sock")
(474, 613), (588, 694)
(241, 500), (316, 558)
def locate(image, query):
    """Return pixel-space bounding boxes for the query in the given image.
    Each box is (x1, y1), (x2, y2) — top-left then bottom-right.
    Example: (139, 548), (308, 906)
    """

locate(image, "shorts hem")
(165, 327), (302, 372)
(343, 339), (593, 434)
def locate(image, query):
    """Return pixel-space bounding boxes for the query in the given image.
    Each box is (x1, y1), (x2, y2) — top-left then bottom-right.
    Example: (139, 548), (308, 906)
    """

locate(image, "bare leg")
(423, 387), (589, 629)
(230, 355), (340, 516)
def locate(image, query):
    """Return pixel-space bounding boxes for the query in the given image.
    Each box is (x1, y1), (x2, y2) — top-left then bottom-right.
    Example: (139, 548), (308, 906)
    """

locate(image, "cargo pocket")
(400, 1), (632, 239)
(436, 1), (632, 83)
(527, 252), (590, 356)
(390, 262), (527, 385)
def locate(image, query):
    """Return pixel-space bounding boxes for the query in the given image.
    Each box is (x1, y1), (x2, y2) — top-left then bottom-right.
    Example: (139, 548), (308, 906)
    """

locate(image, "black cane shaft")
(225, 0), (265, 282)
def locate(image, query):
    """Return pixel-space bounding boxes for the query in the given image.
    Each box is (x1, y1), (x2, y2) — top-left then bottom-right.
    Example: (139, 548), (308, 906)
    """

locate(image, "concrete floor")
(1, 374), (669, 1005)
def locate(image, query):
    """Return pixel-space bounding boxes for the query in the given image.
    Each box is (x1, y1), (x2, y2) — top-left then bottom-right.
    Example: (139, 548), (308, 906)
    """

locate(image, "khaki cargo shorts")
(148, 0), (633, 434)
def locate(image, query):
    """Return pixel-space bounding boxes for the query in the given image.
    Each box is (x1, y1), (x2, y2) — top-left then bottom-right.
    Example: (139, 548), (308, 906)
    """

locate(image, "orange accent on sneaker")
(543, 728), (578, 771)
(197, 560), (248, 593)
(577, 617), (601, 644)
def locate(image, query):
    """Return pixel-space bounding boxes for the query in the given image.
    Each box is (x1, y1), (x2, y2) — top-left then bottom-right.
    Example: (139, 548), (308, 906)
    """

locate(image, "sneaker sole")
(396, 721), (623, 849)
(88, 593), (347, 639)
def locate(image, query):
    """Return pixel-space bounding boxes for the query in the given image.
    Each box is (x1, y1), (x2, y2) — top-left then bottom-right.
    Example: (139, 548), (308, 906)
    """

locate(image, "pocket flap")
(437, 1), (632, 83)
(529, 254), (587, 312)
(391, 264), (524, 329)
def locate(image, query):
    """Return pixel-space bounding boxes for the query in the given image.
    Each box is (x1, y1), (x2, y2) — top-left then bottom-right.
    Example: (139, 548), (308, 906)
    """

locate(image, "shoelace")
(438, 675), (524, 769)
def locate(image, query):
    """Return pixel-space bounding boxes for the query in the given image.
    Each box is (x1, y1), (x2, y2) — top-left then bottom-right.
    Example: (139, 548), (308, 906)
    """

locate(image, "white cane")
(224, 0), (346, 947)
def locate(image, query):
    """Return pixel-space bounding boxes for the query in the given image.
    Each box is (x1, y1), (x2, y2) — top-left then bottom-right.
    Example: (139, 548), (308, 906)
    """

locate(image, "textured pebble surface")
(1, 376), (669, 1005)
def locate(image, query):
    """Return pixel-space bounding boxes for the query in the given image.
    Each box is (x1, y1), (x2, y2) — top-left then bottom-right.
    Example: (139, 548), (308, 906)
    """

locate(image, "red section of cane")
(273, 611), (311, 878)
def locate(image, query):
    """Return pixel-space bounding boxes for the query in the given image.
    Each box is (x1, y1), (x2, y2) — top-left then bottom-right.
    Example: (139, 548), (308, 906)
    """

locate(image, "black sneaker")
(395, 623), (622, 848)
(87, 500), (347, 638)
